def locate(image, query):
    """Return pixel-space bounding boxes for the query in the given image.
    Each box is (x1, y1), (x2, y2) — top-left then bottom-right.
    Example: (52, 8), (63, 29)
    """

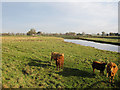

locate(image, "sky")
(1, 1), (119, 34)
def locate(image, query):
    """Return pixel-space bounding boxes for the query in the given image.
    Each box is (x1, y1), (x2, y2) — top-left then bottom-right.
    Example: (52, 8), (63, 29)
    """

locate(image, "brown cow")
(92, 61), (107, 75)
(51, 52), (64, 71)
(106, 62), (118, 83)
(51, 52), (64, 64)
(56, 54), (64, 71)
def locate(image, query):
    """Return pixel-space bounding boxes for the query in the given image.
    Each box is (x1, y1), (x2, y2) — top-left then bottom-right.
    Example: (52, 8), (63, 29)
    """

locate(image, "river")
(64, 39), (120, 52)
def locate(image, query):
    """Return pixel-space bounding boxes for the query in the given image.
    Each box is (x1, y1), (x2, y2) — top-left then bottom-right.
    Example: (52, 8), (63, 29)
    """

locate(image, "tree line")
(1, 28), (120, 36)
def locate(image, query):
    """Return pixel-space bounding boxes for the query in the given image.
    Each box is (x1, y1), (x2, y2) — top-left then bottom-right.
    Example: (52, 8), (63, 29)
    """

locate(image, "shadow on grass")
(28, 58), (55, 68)
(56, 67), (95, 78)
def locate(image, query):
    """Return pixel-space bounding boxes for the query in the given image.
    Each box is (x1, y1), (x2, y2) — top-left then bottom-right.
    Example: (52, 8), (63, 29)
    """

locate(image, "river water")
(64, 39), (120, 52)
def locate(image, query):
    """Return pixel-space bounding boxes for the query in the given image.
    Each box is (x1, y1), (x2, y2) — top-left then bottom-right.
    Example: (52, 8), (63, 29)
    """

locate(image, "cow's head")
(108, 62), (117, 76)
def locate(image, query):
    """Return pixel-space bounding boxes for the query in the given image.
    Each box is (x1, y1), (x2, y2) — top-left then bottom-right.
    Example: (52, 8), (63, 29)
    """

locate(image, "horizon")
(1, 31), (119, 34)
(2, 2), (118, 34)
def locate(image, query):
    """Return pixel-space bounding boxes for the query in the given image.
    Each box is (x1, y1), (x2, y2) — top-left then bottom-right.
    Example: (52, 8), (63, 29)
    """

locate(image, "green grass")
(2, 36), (120, 88)
(82, 37), (119, 43)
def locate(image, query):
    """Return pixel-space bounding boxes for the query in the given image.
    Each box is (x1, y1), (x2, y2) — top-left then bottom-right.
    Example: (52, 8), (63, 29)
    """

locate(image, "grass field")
(2, 36), (120, 88)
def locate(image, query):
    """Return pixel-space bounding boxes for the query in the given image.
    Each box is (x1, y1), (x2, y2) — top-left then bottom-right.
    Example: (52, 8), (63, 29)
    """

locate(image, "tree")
(37, 31), (42, 35)
(65, 32), (76, 36)
(65, 32), (69, 35)
(106, 34), (109, 36)
(101, 31), (105, 36)
(27, 29), (36, 35)
(77, 33), (82, 36)
(97, 33), (100, 36)
(109, 32), (115, 36)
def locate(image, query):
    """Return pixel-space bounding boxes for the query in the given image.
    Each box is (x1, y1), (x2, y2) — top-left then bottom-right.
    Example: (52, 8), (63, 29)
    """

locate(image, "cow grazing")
(56, 54), (64, 71)
(92, 61), (107, 75)
(106, 62), (118, 83)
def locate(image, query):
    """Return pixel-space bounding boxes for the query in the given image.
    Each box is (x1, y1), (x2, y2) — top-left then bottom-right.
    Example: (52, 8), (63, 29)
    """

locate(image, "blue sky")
(2, 2), (118, 34)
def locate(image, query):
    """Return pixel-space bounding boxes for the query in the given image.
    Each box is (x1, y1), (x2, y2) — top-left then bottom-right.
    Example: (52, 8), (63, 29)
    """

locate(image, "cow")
(106, 62), (118, 83)
(92, 61), (107, 75)
(56, 54), (64, 71)
(50, 52), (64, 64)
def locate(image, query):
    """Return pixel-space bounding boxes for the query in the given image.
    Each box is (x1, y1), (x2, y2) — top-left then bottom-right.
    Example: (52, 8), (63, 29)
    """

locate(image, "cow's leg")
(102, 71), (104, 76)
(59, 63), (61, 71)
(112, 76), (114, 83)
(106, 72), (108, 77)
(109, 77), (111, 83)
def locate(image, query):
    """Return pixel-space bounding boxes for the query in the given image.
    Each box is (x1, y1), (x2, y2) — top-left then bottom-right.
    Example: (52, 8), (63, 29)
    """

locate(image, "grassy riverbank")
(52, 35), (120, 46)
(78, 37), (119, 45)
(2, 36), (120, 88)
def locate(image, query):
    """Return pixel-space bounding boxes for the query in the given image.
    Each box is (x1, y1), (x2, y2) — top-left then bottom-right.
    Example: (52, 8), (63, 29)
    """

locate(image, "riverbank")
(76, 37), (120, 46)
(53, 35), (120, 46)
